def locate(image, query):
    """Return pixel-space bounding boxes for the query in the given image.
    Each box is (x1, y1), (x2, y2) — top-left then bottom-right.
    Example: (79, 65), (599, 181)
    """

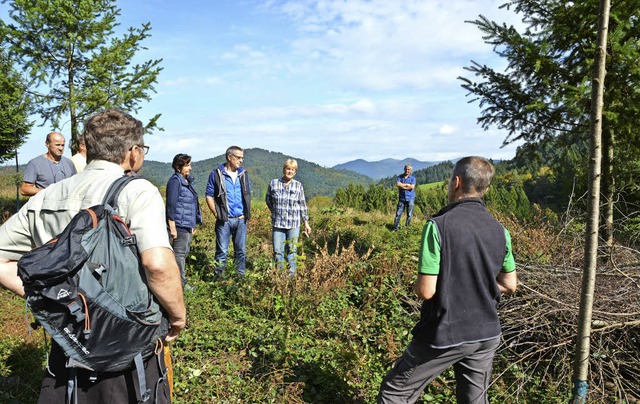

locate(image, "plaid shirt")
(265, 178), (309, 229)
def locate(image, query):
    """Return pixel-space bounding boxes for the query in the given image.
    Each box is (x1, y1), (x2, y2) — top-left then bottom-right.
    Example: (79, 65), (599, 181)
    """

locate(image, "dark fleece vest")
(168, 172), (202, 229)
(412, 198), (507, 348)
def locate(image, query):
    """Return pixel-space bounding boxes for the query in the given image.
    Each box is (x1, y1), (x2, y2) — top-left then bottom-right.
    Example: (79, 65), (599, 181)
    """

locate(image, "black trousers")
(37, 342), (171, 403)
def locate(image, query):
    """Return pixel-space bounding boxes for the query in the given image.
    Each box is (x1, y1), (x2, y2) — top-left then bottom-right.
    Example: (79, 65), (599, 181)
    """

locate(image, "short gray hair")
(452, 156), (495, 196)
(83, 109), (144, 164)
(225, 146), (243, 160)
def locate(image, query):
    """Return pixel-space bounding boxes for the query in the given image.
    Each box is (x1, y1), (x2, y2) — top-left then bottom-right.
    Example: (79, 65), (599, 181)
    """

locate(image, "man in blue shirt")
(392, 164), (416, 231)
(205, 146), (251, 277)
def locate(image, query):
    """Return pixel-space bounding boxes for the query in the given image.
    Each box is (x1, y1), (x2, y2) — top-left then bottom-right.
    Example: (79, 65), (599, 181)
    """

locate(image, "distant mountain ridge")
(138, 148), (373, 198)
(333, 158), (437, 180)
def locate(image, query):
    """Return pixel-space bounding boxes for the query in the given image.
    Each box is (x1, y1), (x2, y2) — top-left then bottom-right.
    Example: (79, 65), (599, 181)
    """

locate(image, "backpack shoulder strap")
(102, 175), (141, 210)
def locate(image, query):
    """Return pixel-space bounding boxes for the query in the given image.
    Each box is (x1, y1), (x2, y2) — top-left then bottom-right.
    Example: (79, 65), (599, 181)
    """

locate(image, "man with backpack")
(0, 109), (186, 403)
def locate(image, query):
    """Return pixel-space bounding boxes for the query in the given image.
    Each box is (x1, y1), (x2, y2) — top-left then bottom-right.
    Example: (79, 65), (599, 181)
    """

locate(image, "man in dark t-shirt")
(20, 132), (76, 196)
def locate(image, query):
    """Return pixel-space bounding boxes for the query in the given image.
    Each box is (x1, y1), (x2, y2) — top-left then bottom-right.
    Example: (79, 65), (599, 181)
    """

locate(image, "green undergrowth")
(1, 203), (577, 403)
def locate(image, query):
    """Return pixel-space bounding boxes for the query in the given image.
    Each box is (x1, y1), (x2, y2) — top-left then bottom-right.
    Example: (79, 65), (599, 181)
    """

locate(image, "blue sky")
(9, 0), (523, 167)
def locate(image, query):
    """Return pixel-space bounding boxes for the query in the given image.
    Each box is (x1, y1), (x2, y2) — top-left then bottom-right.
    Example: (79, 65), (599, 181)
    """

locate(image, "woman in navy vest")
(166, 153), (203, 290)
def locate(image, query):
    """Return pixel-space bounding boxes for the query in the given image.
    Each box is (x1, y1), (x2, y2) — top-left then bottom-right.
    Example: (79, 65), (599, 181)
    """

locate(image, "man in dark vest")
(205, 146), (251, 278)
(378, 156), (517, 404)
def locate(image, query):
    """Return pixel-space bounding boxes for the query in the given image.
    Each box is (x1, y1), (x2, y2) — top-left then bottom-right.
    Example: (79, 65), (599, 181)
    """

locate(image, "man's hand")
(206, 196), (218, 219)
(166, 318), (187, 342)
(497, 271), (517, 294)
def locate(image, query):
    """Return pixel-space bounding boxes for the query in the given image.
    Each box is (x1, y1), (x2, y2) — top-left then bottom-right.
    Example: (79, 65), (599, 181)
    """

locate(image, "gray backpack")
(17, 176), (168, 403)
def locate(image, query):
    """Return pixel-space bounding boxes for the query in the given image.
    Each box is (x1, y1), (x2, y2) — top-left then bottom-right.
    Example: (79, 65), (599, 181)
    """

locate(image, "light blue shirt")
(397, 174), (416, 201)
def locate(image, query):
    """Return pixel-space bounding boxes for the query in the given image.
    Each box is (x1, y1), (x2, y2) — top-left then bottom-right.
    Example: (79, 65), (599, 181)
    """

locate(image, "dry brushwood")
(493, 246), (640, 402)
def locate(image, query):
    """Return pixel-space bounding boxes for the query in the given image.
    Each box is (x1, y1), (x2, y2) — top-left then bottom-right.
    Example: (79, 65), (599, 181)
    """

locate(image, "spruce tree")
(1, 0), (163, 151)
(459, 0), (640, 240)
(0, 49), (32, 162)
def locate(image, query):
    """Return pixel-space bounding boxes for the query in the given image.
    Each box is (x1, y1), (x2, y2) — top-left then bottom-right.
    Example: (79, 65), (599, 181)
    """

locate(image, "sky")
(7, 0), (525, 167)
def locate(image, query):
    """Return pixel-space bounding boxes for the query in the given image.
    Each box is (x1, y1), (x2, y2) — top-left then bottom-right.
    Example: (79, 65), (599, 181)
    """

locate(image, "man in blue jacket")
(205, 146), (251, 277)
(378, 156), (517, 404)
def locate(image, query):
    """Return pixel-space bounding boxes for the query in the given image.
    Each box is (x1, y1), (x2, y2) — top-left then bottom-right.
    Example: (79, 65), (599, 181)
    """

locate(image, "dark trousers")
(37, 342), (171, 403)
(378, 337), (500, 404)
(170, 230), (193, 285)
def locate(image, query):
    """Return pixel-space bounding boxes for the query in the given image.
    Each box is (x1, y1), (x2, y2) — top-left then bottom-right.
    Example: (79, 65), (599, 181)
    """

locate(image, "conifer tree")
(1, 0), (163, 151)
(459, 0), (640, 243)
(0, 49), (32, 162)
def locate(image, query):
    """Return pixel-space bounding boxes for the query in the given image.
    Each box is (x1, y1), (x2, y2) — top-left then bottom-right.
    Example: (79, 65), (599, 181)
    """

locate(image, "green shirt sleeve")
(418, 220), (440, 275)
(418, 221), (516, 275)
(502, 228), (516, 273)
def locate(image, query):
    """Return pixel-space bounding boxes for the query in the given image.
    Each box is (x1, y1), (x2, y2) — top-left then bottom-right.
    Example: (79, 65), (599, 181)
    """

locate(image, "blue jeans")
(214, 217), (247, 276)
(170, 230), (193, 285)
(272, 227), (300, 275)
(393, 200), (414, 230)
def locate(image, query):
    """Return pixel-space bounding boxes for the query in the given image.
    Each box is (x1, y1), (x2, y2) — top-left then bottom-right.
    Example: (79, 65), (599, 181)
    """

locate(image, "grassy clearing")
(417, 181), (445, 192)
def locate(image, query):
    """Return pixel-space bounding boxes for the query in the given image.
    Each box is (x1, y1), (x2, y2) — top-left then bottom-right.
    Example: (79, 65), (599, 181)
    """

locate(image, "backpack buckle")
(67, 301), (86, 322)
(122, 235), (137, 247)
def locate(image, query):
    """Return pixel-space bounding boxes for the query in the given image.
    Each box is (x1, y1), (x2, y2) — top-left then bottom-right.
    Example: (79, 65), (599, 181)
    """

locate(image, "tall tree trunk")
(602, 127), (615, 261)
(15, 150), (20, 213)
(68, 63), (78, 153)
(571, 0), (610, 402)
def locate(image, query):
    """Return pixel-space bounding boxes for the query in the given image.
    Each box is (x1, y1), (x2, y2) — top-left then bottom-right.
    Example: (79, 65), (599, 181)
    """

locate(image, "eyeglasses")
(232, 154), (244, 160)
(130, 144), (150, 155)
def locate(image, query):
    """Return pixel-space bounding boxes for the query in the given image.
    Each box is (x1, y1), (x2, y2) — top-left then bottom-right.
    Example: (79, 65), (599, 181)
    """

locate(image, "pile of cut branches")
(495, 245), (640, 402)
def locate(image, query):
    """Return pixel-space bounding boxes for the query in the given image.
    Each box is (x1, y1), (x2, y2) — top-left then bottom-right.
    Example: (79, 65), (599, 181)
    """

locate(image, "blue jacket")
(166, 172), (203, 230)
(205, 164), (251, 222)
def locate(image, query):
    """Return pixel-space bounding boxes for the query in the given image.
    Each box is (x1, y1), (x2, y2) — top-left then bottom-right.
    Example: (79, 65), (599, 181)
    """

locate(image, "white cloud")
(439, 124), (457, 135)
(203, 76), (225, 85)
(10, 0), (525, 168)
(263, 0), (520, 91)
(162, 76), (190, 87)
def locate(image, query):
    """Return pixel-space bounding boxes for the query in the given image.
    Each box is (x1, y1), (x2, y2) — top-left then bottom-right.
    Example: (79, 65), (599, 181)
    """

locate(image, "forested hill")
(138, 148), (373, 198)
(378, 160), (454, 187)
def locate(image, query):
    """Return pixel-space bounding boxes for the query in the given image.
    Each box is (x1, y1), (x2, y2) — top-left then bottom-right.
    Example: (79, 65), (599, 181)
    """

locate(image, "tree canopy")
(0, 49), (32, 162)
(0, 0), (163, 150)
(459, 0), (640, 251)
(459, 0), (640, 194)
